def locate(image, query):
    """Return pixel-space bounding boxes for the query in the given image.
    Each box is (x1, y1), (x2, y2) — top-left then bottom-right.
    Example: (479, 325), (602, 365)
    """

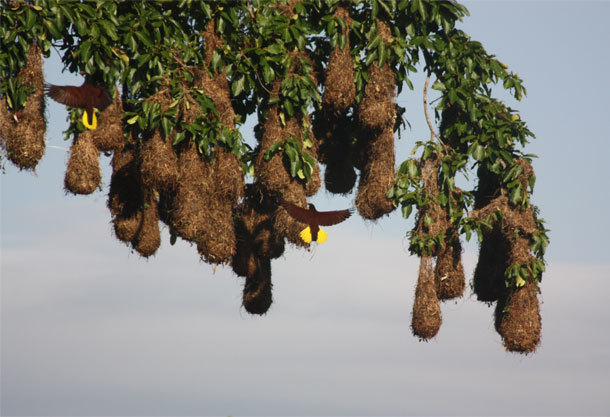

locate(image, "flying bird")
(280, 200), (352, 244)
(46, 81), (113, 130)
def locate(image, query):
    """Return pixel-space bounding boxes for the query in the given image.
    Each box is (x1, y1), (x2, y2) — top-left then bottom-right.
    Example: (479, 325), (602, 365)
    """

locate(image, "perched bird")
(280, 200), (352, 243)
(46, 81), (112, 130)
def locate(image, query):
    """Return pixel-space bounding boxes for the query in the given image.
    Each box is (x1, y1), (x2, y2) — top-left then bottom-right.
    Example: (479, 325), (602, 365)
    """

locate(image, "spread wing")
(315, 208), (352, 226)
(45, 83), (112, 110)
(280, 200), (352, 226)
(280, 200), (313, 223)
(46, 84), (87, 108)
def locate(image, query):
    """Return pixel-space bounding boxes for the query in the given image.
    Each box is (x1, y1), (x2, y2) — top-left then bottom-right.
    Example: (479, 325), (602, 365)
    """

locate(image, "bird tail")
(82, 110), (98, 130)
(299, 227), (312, 243)
(299, 226), (328, 244)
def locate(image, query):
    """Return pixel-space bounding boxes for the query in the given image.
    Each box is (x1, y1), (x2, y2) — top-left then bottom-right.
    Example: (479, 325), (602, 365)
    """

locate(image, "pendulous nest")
(411, 255), (442, 340)
(91, 88), (125, 151)
(355, 127), (396, 220)
(242, 256), (273, 315)
(0, 43), (46, 170)
(321, 7), (355, 118)
(139, 129), (179, 194)
(435, 228), (465, 300)
(495, 280), (541, 353)
(108, 142), (144, 243)
(64, 130), (101, 195)
(132, 193), (161, 258)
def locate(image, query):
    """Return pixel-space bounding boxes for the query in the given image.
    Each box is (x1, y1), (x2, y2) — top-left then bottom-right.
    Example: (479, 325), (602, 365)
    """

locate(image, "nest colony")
(0, 43), (46, 170)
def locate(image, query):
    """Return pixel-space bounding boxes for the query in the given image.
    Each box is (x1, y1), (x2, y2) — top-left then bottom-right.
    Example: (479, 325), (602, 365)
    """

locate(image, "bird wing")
(280, 200), (352, 226)
(91, 85), (113, 110)
(280, 200), (313, 223)
(315, 208), (352, 226)
(45, 83), (113, 110)
(46, 84), (87, 108)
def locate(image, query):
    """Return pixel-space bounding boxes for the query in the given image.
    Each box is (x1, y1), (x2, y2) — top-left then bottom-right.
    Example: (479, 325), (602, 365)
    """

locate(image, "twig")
(423, 75), (444, 146)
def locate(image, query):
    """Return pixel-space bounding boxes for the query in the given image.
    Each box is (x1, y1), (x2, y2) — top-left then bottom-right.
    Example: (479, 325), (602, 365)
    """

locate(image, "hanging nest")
(0, 43), (45, 170)
(495, 280), (541, 353)
(314, 111), (358, 195)
(64, 130), (101, 195)
(472, 228), (510, 303)
(139, 129), (179, 193)
(242, 256), (273, 315)
(108, 142), (144, 243)
(434, 228), (465, 300)
(169, 144), (212, 240)
(410, 156), (447, 254)
(132, 193), (161, 258)
(91, 88), (125, 151)
(195, 147), (243, 264)
(355, 127), (396, 219)
(357, 20), (395, 132)
(321, 7), (355, 118)
(233, 184), (285, 276)
(411, 255), (442, 340)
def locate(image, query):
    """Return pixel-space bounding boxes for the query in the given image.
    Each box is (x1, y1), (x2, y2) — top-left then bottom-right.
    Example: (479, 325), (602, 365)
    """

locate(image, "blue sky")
(2, 2), (610, 416)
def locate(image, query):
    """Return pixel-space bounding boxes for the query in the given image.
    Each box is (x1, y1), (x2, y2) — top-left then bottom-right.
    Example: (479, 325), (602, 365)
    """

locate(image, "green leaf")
(232, 75), (245, 97)
(472, 143), (485, 161)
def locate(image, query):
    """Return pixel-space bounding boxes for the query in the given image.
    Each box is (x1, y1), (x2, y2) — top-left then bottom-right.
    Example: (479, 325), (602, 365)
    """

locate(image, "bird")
(45, 81), (113, 130)
(280, 200), (352, 244)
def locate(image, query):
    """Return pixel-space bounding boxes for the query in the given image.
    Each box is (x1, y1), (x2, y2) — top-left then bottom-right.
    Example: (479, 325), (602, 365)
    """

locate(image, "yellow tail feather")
(82, 109), (98, 130)
(299, 226), (312, 243)
(299, 226), (328, 244)
(317, 227), (328, 243)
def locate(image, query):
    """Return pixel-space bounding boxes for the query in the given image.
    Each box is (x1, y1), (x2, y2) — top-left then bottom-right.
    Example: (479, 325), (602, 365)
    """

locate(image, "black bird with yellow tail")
(45, 81), (112, 130)
(280, 200), (352, 243)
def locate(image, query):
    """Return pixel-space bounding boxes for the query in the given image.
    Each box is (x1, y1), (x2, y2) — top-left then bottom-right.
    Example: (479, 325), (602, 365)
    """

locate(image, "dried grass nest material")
(139, 129), (179, 193)
(165, 144), (242, 264)
(495, 280), (541, 353)
(242, 257), (273, 315)
(132, 195), (161, 258)
(411, 255), (442, 340)
(355, 127), (396, 220)
(64, 131), (101, 195)
(108, 143), (144, 243)
(321, 7), (355, 117)
(434, 229), (465, 300)
(91, 89), (125, 151)
(0, 43), (45, 170)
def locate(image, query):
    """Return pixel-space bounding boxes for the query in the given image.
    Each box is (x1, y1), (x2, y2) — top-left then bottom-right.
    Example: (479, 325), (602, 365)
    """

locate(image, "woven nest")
(495, 280), (541, 353)
(314, 111), (358, 194)
(410, 157), (447, 254)
(0, 43), (45, 170)
(242, 256), (273, 315)
(108, 143), (144, 243)
(355, 127), (396, 219)
(64, 130), (101, 195)
(132, 193), (161, 258)
(472, 228), (510, 303)
(321, 7), (355, 118)
(435, 228), (465, 300)
(411, 256), (442, 340)
(139, 129), (179, 193)
(233, 184), (285, 276)
(357, 20), (395, 132)
(167, 144), (242, 264)
(91, 88), (125, 151)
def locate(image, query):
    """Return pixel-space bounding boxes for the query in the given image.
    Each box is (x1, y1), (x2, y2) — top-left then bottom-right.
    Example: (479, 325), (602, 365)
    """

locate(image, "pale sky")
(2, 2), (610, 416)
